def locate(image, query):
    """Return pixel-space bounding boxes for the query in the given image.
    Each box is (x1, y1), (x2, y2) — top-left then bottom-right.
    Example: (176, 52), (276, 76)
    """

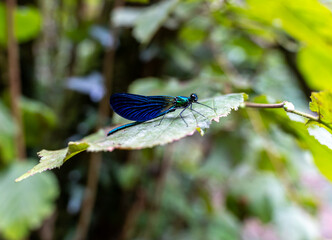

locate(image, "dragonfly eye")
(190, 93), (198, 102)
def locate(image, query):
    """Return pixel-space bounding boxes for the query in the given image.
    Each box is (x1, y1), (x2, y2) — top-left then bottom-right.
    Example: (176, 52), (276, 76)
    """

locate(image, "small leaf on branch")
(307, 90), (332, 149)
(309, 90), (332, 129)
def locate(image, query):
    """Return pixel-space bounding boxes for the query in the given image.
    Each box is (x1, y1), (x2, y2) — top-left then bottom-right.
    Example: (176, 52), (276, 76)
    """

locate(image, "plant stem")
(285, 108), (319, 121)
(6, 0), (26, 160)
(244, 102), (286, 108)
(244, 101), (330, 127)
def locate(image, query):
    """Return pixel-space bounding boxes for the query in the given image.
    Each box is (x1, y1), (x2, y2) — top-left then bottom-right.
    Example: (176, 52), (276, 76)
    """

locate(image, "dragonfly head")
(190, 93), (198, 102)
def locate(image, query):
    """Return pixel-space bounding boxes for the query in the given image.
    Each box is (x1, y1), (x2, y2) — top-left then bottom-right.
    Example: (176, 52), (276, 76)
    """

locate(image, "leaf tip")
(15, 174), (28, 182)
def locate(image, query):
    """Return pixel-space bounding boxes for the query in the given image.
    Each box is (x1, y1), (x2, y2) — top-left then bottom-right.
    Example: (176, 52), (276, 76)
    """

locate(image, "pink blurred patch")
(242, 218), (279, 240)
(301, 170), (332, 238)
(301, 170), (331, 198)
(319, 205), (332, 238)
(107, 147), (114, 151)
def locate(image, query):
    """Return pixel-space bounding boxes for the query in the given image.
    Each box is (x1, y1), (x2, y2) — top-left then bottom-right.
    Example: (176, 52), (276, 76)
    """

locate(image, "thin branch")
(285, 108), (319, 122)
(6, 0), (26, 160)
(244, 101), (331, 129)
(244, 102), (286, 109)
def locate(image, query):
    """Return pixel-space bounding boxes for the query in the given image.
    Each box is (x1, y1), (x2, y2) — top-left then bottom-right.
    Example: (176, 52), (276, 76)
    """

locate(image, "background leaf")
(298, 47), (332, 90)
(0, 161), (58, 240)
(306, 90), (332, 150)
(0, 3), (41, 44)
(133, 0), (179, 44)
(309, 90), (332, 129)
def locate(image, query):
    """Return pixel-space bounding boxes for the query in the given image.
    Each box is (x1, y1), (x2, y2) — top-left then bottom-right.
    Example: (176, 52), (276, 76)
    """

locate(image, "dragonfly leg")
(155, 108), (176, 127)
(195, 102), (217, 111)
(190, 104), (207, 118)
(155, 113), (166, 127)
(179, 106), (190, 127)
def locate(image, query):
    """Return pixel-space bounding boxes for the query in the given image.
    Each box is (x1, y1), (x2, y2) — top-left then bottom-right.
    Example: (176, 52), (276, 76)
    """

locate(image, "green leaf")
(298, 47), (332, 90)
(235, 0), (332, 90)
(305, 90), (332, 150)
(0, 3), (41, 44)
(14, 6), (41, 42)
(133, 0), (179, 44)
(16, 93), (246, 181)
(15, 142), (89, 182)
(242, 0), (332, 48)
(307, 123), (332, 150)
(291, 121), (332, 182)
(0, 161), (58, 240)
(113, 0), (179, 43)
(309, 90), (332, 128)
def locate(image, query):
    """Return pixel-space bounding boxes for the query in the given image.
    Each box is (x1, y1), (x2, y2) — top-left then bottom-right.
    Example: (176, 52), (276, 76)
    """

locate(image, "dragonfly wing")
(110, 93), (175, 121)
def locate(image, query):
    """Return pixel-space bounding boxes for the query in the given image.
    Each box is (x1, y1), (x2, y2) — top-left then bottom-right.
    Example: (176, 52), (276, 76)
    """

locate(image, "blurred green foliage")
(0, 161), (58, 240)
(0, 101), (15, 164)
(0, 3), (41, 44)
(1, 0), (332, 240)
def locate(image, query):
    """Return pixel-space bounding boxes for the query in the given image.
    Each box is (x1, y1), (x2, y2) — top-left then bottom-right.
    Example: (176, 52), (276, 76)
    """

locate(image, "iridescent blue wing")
(110, 93), (175, 121)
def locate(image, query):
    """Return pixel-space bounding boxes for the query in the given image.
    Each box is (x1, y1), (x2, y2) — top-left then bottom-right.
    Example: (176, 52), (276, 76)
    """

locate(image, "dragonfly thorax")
(174, 93), (198, 108)
(175, 96), (190, 108)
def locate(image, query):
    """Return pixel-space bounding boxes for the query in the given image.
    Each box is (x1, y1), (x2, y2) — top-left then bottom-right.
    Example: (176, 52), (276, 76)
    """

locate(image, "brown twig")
(245, 101), (319, 120)
(244, 102), (286, 109)
(38, 211), (58, 240)
(245, 101), (332, 130)
(6, 0), (26, 160)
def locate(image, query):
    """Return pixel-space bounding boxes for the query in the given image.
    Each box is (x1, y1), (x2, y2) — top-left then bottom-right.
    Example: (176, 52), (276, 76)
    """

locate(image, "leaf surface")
(16, 93), (245, 181)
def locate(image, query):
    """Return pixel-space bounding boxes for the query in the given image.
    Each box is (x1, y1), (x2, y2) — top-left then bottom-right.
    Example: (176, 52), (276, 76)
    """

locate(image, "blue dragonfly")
(107, 93), (214, 136)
